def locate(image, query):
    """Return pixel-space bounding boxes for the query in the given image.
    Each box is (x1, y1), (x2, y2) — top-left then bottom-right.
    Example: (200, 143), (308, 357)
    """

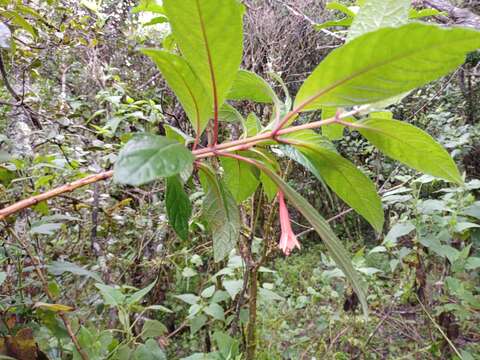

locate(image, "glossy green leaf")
(228, 70), (279, 104)
(114, 134), (194, 186)
(201, 166), (240, 262)
(220, 155), (260, 203)
(166, 176), (192, 240)
(141, 49), (211, 135)
(284, 130), (383, 230)
(259, 165), (368, 317)
(164, 0), (244, 114)
(347, 0), (410, 41)
(295, 23), (480, 111)
(358, 118), (462, 184)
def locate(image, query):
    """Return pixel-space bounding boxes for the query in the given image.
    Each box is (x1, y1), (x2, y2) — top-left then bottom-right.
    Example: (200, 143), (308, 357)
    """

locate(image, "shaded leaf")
(166, 176), (192, 240)
(201, 166), (240, 262)
(220, 155), (259, 203)
(114, 134), (194, 186)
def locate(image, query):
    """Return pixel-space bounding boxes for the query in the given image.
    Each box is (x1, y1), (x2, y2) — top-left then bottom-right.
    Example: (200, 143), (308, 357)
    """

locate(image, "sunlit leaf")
(295, 24), (480, 111)
(164, 0), (244, 116)
(357, 118), (463, 184)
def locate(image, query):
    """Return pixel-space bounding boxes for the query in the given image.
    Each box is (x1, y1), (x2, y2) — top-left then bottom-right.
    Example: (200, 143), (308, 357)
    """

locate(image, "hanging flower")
(277, 191), (301, 256)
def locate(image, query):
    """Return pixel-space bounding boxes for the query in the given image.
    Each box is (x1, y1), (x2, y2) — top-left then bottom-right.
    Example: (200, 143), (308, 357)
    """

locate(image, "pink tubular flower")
(277, 191), (301, 256)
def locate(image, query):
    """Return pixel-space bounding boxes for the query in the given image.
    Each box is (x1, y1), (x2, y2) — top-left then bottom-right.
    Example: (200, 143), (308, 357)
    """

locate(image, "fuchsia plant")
(277, 191), (301, 256)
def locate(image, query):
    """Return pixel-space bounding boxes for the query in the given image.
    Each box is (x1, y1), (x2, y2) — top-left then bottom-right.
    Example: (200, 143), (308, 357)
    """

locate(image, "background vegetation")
(0, 0), (479, 359)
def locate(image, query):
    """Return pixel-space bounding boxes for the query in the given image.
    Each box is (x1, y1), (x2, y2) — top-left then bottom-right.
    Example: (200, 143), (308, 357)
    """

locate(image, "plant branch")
(0, 107), (365, 221)
(0, 50), (42, 129)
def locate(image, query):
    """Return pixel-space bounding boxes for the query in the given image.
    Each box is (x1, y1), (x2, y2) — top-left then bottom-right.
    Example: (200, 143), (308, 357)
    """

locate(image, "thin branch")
(0, 51), (43, 129)
(0, 107), (366, 221)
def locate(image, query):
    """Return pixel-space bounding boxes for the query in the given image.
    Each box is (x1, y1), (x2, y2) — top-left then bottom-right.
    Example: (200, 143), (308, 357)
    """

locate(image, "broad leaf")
(166, 176), (192, 240)
(357, 118), (462, 184)
(347, 0), (410, 41)
(259, 165), (368, 317)
(48, 261), (103, 283)
(245, 112), (262, 137)
(218, 103), (244, 124)
(228, 70), (279, 105)
(200, 165), (240, 262)
(164, 0), (244, 116)
(295, 23), (480, 111)
(285, 133), (384, 231)
(220, 155), (260, 203)
(142, 50), (211, 135)
(134, 339), (166, 360)
(114, 134), (194, 186)
(321, 107), (345, 140)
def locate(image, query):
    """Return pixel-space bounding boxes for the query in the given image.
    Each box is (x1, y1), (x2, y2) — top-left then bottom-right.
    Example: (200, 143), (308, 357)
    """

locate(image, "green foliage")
(166, 176), (192, 241)
(295, 23), (480, 110)
(347, 0), (410, 41)
(114, 134), (194, 186)
(142, 50), (212, 135)
(220, 155), (260, 203)
(200, 165), (241, 262)
(163, 0), (244, 115)
(357, 118), (463, 184)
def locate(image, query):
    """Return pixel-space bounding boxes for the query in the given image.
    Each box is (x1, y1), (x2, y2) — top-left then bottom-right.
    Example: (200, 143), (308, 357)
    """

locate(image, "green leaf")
(134, 339), (166, 360)
(141, 319), (167, 340)
(166, 176), (192, 240)
(286, 132), (383, 231)
(409, 8), (445, 19)
(258, 165), (368, 317)
(143, 16), (168, 27)
(128, 281), (156, 305)
(95, 284), (126, 307)
(2, 11), (36, 37)
(347, 0), (410, 41)
(141, 50), (211, 135)
(201, 165), (241, 262)
(357, 118), (462, 184)
(114, 134), (194, 186)
(305, 152), (383, 231)
(204, 303), (225, 321)
(0, 272), (6, 286)
(48, 261), (103, 283)
(220, 155), (259, 203)
(218, 103), (244, 124)
(245, 112), (262, 137)
(164, 0), (244, 115)
(326, 2), (356, 18)
(175, 294), (200, 305)
(294, 23), (480, 111)
(132, 0), (164, 14)
(228, 70), (279, 104)
(321, 107), (345, 141)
